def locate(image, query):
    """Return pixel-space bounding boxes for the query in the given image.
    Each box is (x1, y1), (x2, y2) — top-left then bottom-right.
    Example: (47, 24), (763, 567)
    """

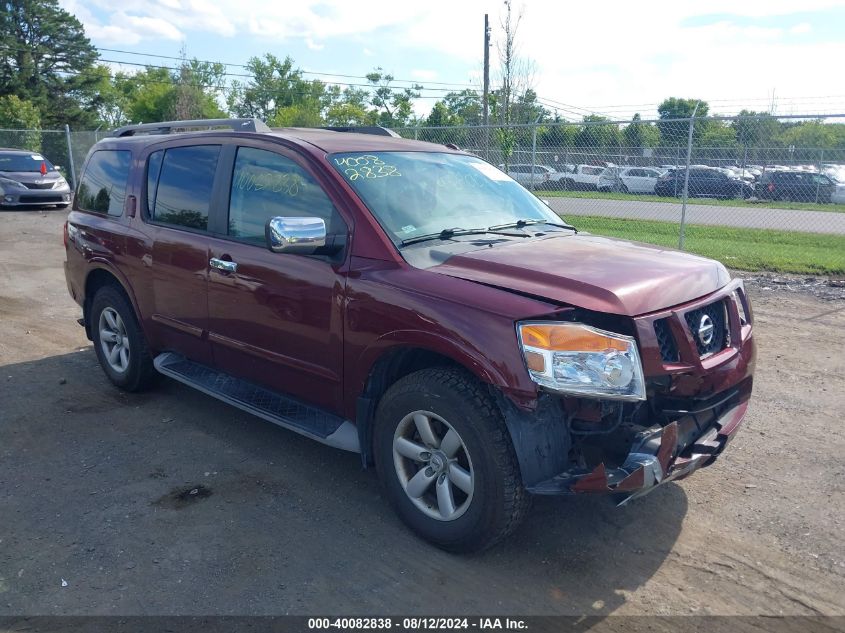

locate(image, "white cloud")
(58, 0), (845, 117)
(84, 13), (183, 44)
(411, 69), (438, 81)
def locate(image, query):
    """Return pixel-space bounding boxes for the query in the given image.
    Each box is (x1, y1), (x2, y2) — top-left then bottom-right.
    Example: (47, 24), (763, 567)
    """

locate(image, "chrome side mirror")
(265, 217), (327, 254)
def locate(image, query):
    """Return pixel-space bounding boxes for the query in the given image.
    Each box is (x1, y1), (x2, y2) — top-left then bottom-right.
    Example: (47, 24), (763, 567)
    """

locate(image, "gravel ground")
(0, 210), (843, 616)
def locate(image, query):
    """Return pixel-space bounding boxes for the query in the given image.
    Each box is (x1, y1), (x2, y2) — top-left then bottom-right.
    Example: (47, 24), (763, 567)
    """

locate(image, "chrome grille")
(684, 300), (728, 357)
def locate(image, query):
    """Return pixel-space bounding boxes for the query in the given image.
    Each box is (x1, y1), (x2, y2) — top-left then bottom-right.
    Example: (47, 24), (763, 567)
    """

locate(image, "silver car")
(0, 149), (72, 209)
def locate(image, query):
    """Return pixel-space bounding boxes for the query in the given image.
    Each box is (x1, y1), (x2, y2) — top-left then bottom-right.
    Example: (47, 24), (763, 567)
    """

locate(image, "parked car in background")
(597, 166), (663, 194)
(654, 167), (755, 200)
(757, 170), (835, 203)
(0, 149), (72, 209)
(498, 163), (553, 189)
(559, 164), (606, 191)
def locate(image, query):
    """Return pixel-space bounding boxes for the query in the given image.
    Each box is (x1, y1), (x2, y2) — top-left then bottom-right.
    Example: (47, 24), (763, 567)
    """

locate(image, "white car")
(559, 164), (607, 191)
(597, 166), (663, 194)
(498, 163), (554, 188)
(832, 184), (845, 205)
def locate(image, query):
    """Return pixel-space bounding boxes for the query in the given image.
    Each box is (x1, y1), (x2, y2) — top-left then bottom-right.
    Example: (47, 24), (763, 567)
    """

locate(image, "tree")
(103, 59), (226, 125)
(171, 48), (227, 121)
(365, 68), (422, 127)
(0, 0), (100, 127)
(494, 0), (536, 168)
(323, 86), (376, 126)
(442, 90), (482, 125)
(575, 115), (621, 150)
(657, 97), (710, 146)
(0, 95), (41, 150)
(228, 54), (320, 123)
(622, 113), (660, 149)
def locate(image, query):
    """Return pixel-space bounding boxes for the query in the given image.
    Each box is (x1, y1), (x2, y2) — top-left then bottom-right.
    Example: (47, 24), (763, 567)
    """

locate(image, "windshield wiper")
(488, 219), (578, 232)
(401, 227), (492, 246)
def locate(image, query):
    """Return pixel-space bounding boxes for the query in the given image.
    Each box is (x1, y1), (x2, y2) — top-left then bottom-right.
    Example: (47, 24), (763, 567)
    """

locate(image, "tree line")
(1, 0), (844, 159)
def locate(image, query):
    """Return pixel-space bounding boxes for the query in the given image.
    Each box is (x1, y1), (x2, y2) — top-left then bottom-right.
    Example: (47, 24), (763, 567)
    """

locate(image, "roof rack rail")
(320, 126), (400, 138)
(110, 118), (271, 137)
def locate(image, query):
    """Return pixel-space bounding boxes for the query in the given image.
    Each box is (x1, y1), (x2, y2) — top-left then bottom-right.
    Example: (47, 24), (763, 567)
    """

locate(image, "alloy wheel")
(392, 410), (475, 521)
(98, 307), (130, 374)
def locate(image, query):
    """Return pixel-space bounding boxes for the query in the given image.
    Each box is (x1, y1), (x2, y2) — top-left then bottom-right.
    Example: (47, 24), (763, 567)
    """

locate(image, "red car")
(64, 118), (756, 552)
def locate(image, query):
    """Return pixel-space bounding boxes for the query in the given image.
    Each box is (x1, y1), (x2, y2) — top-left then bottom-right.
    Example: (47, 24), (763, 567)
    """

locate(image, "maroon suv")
(63, 118), (756, 552)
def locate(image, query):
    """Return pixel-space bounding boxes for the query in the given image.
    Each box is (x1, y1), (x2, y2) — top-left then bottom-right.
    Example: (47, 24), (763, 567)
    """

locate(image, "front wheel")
(374, 368), (530, 552)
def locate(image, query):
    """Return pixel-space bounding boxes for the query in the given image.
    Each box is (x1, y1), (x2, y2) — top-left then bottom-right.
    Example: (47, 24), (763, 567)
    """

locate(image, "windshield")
(0, 152), (56, 173)
(330, 152), (562, 245)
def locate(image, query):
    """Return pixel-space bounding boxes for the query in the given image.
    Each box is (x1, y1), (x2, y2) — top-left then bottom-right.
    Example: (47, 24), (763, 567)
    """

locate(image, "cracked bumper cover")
(527, 398), (748, 500)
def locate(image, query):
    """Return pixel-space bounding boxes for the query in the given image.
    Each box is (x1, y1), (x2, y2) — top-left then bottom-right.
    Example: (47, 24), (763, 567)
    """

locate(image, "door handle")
(209, 257), (237, 273)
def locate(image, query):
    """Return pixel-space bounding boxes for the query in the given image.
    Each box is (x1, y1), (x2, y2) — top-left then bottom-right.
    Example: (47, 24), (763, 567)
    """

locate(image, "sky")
(59, 0), (845, 121)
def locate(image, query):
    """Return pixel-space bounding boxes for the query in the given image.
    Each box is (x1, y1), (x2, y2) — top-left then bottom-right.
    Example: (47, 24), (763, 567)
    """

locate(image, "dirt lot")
(0, 210), (843, 616)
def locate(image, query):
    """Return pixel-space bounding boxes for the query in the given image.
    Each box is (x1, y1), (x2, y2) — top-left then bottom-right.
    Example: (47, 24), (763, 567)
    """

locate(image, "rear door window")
(77, 150), (131, 217)
(150, 145), (221, 231)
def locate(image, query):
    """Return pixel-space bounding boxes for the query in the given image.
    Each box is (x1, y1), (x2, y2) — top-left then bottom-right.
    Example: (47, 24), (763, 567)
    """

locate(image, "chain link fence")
(395, 114), (845, 275)
(2, 115), (844, 275)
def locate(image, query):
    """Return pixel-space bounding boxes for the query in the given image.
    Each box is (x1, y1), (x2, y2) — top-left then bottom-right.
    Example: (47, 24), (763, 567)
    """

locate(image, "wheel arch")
(353, 336), (511, 468)
(82, 264), (143, 341)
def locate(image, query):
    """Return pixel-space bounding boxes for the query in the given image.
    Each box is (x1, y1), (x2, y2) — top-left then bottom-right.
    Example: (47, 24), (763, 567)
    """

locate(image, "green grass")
(567, 215), (845, 275)
(541, 189), (845, 213)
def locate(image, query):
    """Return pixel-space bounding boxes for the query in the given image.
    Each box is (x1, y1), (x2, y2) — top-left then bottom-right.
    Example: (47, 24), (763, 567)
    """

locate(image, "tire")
(90, 285), (157, 392)
(373, 367), (530, 553)
(562, 179), (574, 191)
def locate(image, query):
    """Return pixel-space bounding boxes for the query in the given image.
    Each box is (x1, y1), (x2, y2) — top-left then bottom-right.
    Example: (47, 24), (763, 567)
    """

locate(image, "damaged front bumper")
(527, 395), (749, 502)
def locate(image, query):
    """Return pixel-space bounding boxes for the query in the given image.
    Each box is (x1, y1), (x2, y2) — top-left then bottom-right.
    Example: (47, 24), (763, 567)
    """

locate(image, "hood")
(429, 233), (730, 316)
(0, 170), (63, 183)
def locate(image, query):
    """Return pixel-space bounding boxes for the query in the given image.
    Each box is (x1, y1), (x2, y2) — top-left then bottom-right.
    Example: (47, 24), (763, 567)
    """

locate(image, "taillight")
(768, 183), (775, 192)
(63, 221), (68, 248)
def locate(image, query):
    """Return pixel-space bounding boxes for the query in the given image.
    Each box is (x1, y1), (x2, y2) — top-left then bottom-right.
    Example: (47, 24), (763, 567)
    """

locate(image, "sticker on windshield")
(469, 162), (510, 181)
(30, 154), (44, 160)
(334, 155), (401, 180)
(400, 225), (417, 233)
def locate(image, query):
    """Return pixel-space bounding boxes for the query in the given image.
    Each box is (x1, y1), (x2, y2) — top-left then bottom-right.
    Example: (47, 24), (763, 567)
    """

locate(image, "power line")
(96, 46), (478, 88)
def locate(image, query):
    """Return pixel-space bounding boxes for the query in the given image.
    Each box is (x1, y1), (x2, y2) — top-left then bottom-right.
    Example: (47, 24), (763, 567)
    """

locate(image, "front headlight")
(0, 177), (24, 190)
(517, 322), (646, 401)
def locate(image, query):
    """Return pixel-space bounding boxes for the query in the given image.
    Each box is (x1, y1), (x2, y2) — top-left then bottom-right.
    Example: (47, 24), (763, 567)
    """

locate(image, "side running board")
(153, 352), (360, 453)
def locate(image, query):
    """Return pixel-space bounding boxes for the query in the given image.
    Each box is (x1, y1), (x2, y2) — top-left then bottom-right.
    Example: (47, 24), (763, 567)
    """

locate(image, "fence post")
(64, 124), (77, 190)
(530, 121), (539, 190)
(678, 104), (700, 250)
(815, 148), (824, 203)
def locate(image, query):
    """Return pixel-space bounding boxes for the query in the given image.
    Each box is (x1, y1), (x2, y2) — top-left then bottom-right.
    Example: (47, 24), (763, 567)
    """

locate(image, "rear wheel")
(374, 368), (530, 552)
(91, 285), (157, 392)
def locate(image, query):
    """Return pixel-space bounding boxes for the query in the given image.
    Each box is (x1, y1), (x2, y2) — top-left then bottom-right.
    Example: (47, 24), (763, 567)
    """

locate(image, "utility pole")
(483, 13), (491, 159)
(483, 14), (490, 126)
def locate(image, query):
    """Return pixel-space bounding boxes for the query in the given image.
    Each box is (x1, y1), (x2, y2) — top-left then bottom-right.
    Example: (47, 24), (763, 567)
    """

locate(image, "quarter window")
(227, 147), (342, 245)
(77, 150), (131, 217)
(146, 150), (163, 216)
(151, 145), (220, 231)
